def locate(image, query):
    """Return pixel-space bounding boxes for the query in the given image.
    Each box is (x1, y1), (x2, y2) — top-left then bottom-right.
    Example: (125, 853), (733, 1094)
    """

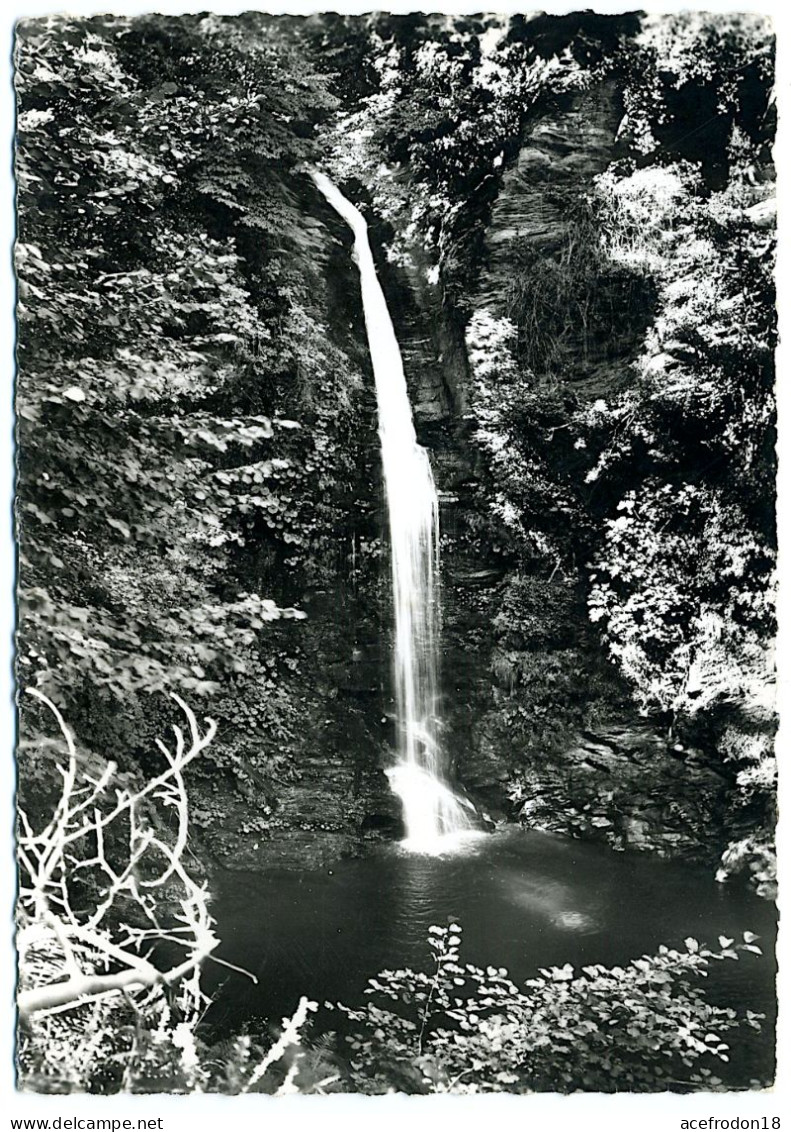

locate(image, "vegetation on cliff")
(17, 9), (775, 878)
(16, 13), (380, 856)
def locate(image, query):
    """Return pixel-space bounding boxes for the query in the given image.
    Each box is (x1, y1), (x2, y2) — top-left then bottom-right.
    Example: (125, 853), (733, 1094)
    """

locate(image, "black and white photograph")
(8, 3), (782, 1104)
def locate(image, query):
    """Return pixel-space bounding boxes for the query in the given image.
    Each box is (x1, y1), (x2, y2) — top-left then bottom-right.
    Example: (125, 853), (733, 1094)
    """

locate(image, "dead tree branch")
(17, 691), (219, 1021)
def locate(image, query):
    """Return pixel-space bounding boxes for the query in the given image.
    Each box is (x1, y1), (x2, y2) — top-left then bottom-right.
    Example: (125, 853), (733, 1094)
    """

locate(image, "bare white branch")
(17, 692), (222, 1024)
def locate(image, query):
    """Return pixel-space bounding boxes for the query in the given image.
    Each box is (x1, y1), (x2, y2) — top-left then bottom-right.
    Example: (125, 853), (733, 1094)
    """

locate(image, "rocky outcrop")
(482, 82), (623, 283)
(440, 568), (735, 864)
(511, 724), (731, 863)
(476, 79), (652, 398)
(376, 238), (471, 430)
(195, 747), (401, 873)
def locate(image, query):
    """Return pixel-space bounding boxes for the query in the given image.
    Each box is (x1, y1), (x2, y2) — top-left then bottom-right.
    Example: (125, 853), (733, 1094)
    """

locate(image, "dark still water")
(204, 828), (777, 1086)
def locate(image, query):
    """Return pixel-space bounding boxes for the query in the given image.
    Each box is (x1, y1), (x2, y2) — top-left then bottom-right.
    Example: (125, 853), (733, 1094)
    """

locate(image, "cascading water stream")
(311, 170), (478, 851)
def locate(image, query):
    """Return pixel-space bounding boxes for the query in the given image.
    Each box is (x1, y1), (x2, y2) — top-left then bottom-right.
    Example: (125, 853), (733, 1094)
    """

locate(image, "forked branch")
(17, 691), (218, 1021)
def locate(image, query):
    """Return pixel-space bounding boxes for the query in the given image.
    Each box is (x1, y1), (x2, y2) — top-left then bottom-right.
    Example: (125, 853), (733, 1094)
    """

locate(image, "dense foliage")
(23, 917), (767, 1095)
(16, 14), (379, 845)
(582, 19), (776, 881)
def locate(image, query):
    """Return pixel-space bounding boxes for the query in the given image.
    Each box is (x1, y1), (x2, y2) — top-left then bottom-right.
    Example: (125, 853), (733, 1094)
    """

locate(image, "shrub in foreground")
(330, 925), (766, 1093)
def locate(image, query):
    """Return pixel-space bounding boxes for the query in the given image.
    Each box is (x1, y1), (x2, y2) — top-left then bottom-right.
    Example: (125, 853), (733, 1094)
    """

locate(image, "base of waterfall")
(385, 764), (487, 855)
(398, 829), (490, 856)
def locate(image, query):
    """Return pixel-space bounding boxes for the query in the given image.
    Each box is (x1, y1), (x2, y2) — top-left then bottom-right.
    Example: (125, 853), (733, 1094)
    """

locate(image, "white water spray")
(311, 170), (478, 851)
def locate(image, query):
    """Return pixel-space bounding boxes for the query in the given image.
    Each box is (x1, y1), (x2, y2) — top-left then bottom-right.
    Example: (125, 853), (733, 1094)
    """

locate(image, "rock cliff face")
(378, 242), (470, 427)
(481, 82), (623, 292)
(475, 79), (652, 398)
(511, 726), (730, 860)
(382, 80), (638, 424)
(380, 78), (737, 866)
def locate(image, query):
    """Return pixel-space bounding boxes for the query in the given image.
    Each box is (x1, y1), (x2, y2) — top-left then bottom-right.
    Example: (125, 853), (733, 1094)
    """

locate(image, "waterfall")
(311, 170), (478, 851)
